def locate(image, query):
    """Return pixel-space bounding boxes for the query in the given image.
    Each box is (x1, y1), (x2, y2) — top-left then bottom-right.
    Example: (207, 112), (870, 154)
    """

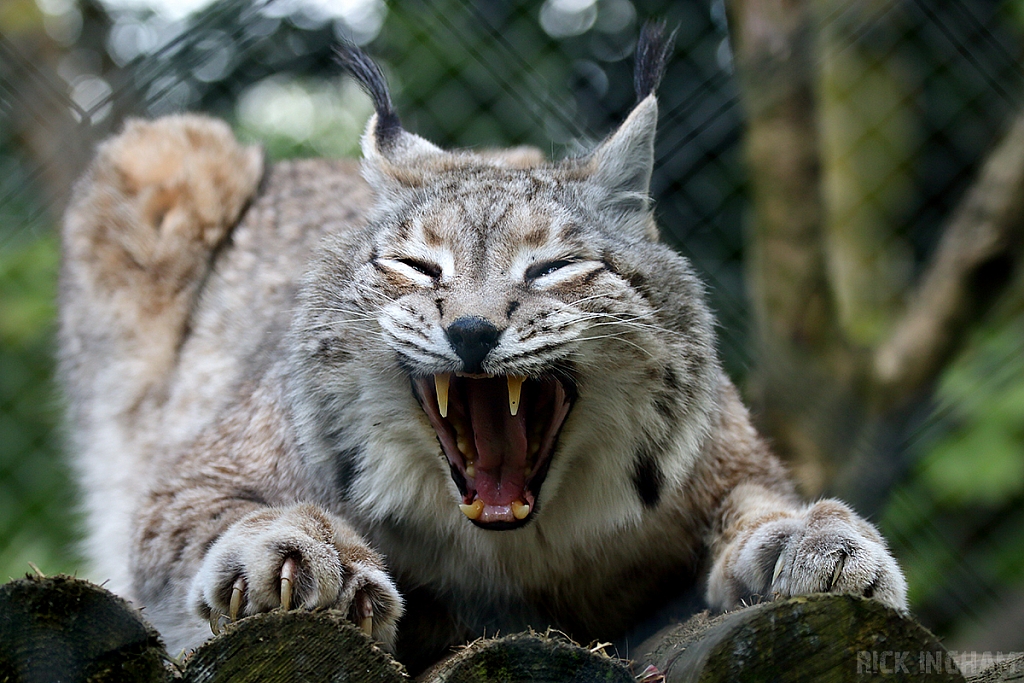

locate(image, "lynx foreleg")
(60, 116), (263, 597)
(706, 483), (908, 613)
(132, 386), (403, 653)
(192, 504), (402, 648)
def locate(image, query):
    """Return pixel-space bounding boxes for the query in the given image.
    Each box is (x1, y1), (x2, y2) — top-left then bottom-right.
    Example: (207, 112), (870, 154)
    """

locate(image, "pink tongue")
(465, 379), (528, 506)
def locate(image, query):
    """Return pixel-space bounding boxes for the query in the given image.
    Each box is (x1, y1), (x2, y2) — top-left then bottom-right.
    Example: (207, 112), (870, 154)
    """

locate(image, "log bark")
(417, 631), (634, 683)
(182, 610), (407, 683)
(966, 653), (1024, 682)
(633, 593), (965, 682)
(0, 577), (984, 682)
(0, 573), (169, 683)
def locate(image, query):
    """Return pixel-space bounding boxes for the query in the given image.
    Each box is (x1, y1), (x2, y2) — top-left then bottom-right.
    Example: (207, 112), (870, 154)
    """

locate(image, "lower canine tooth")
(507, 375), (525, 416)
(460, 500), (484, 520)
(512, 500), (530, 520)
(435, 373), (451, 418)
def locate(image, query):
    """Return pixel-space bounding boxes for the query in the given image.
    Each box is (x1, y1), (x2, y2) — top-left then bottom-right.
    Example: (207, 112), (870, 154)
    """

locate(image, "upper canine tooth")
(507, 375), (525, 416)
(435, 373), (451, 418)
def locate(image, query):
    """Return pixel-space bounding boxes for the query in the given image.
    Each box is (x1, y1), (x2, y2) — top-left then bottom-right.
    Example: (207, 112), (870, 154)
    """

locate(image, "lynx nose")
(446, 316), (501, 374)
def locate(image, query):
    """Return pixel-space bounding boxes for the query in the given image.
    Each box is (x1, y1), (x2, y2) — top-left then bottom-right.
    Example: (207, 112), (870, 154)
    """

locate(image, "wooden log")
(965, 653), (1024, 682)
(634, 594), (965, 682)
(417, 631), (634, 683)
(1, 576), (984, 682)
(0, 573), (169, 683)
(181, 610), (407, 683)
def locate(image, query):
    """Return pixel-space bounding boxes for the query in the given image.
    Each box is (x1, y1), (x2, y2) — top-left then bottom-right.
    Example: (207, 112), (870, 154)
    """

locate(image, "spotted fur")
(60, 40), (906, 672)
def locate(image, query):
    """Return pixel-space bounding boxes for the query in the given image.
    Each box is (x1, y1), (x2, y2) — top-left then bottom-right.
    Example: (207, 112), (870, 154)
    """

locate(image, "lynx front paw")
(708, 499), (907, 613)
(191, 504), (402, 649)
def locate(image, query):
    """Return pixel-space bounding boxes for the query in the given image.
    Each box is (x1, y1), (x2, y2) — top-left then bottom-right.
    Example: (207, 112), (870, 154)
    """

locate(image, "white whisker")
(576, 332), (654, 357)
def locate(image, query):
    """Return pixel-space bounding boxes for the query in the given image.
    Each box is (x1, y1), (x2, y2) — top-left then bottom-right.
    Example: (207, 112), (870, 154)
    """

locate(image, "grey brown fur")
(59, 38), (906, 671)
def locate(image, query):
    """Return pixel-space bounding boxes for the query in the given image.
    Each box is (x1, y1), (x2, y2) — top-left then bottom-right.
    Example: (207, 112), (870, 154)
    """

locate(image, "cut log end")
(182, 609), (407, 683)
(418, 631), (634, 683)
(0, 573), (170, 682)
(5, 577), (1016, 682)
(635, 593), (966, 682)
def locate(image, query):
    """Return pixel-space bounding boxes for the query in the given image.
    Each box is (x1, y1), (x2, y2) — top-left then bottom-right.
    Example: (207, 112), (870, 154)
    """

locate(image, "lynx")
(59, 27), (906, 671)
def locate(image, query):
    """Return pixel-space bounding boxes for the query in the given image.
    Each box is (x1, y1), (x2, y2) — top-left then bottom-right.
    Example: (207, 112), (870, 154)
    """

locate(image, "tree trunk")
(728, 0), (1024, 506)
(728, 0), (855, 495)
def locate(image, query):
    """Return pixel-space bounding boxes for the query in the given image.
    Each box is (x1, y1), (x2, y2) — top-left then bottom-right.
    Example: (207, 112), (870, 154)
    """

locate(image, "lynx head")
(292, 26), (720, 538)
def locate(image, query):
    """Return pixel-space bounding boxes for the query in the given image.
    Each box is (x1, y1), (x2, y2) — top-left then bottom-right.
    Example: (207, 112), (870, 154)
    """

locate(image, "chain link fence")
(3, 0), (1024, 650)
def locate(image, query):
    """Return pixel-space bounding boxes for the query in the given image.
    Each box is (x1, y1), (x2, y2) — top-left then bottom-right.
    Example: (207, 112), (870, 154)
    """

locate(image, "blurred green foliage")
(926, 319), (1024, 506)
(234, 77), (372, 160)
(0, 232), (79, 581)
(882, 303), (1024, 636)
(1, 0), (1024, 650)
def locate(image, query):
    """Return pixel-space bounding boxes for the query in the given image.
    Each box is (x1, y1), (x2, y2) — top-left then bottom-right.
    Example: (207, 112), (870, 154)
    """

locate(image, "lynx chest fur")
(60, 31), (906, 672)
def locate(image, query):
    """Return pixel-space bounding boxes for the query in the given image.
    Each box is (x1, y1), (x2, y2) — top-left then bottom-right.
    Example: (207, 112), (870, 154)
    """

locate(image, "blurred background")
(2, 0), (1024, 654)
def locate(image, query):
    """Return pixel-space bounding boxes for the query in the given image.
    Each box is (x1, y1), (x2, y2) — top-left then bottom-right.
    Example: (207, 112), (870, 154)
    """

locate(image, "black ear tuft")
(335, 43), (402, 148)
(633, 21), (677, 101)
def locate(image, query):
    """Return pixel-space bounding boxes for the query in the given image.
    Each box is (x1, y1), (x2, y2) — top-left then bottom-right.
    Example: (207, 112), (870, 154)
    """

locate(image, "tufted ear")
(358, 113), (444, 191)
(358, 113), (442, 169)
(336, 43), (444, 191)
(587, 22), (674, 233)
(590, 94), (658, 218)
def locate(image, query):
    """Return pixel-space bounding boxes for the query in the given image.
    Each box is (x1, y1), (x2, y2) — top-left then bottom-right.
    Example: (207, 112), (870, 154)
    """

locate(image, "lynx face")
(289, 98), (719, 538)
(374, 170), (650, 528)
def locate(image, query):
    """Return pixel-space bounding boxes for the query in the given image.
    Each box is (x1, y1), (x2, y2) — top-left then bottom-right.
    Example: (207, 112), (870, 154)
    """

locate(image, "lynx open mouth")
(412, 373), (573, 530)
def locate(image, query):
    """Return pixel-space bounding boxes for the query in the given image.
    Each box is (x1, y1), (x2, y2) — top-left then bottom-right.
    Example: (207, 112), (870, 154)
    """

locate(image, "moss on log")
(634, 594), (965, 682)
(0, 573), (169, 683)
(182, 609), (406, 682)
(2, 577), (991, 683)
(966, 653), (1024, 682)
(418, 632), (634, 683)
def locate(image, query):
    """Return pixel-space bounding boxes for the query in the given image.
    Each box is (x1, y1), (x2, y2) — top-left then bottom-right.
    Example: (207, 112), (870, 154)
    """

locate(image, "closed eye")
(525, 259), (576, 281)
(375, 257), (444, 284)
(396, 257), (442, 279)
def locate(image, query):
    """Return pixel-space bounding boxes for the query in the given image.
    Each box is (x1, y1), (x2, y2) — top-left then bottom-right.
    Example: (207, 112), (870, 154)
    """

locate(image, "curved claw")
(280, 556), (298, 611)
(355, 591), (373, 636)
(771, 552), (785, 590)
(209, 608), (224, 635)
(229, 576), (246, 622)
(829, 554), (847, 591)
